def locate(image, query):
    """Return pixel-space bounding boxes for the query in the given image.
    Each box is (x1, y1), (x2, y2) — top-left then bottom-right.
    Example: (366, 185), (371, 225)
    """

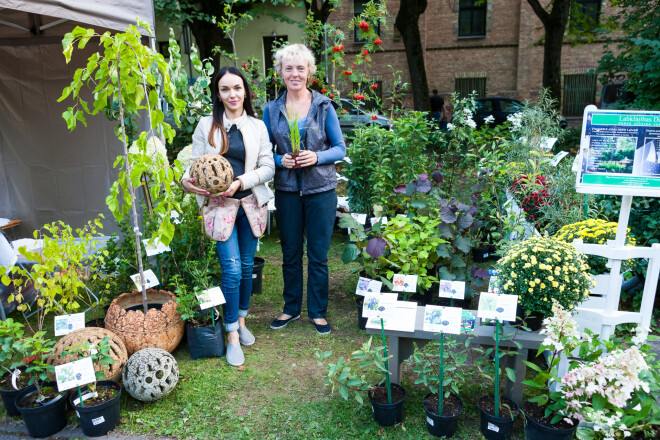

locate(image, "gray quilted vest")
(267, 89), (339, 195)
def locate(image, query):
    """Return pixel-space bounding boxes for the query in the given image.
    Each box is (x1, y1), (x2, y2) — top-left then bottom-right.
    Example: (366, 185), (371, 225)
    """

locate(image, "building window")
(569, 0), (601, 33)
(455, 77), (487, 99)
(354, 0), (380, 43)
(562, 73), (597, 117)
(458, 0), (487, 38)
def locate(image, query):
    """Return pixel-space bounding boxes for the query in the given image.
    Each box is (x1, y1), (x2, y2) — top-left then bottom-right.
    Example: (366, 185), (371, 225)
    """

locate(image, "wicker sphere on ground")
(122, 348), (179, 402)
(104, 289), (184, 355)
(47, 328), (128, 382)
(189, 153), (233, 195)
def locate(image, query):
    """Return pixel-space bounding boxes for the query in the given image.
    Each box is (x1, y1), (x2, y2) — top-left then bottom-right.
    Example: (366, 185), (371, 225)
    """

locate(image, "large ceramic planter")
(522, 400), (577, 440)
(423, 393), (463, 438)
(15, 382), (68, 438)
(104, 289), (184, 355)
(48, 327), (128, 382)
(477, 395), (520, 440)
(0, 368), (35, 416)
(70, 380), (122, 437)
(367, 383), (406, 427)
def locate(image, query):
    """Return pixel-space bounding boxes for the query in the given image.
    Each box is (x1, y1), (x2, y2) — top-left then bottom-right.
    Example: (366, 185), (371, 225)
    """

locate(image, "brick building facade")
(327, 0), (615, 115)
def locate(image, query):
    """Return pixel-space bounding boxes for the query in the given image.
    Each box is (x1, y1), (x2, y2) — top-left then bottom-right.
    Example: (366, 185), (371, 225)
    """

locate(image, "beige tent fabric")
(0, 1), (154, 237)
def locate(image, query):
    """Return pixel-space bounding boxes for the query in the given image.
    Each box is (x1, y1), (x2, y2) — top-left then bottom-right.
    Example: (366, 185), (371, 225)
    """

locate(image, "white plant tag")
(130, 269), (160, 289)
(54, 357), (96, 392)
(142, 238), (171, 256)
(92, 416), (105, 426)
(550, 151), (569, 167)
(197, 287), (226, 310)
(487, 422), (500, 432)
(350, 213), (367, 224)
(54, 312), (85, 336)
(426, 416), (434, 426)
(11, 369), (20, 390)
(392, 274), (417, 293)
(355, 277), (382, 296)
(438, 280), (465, 300)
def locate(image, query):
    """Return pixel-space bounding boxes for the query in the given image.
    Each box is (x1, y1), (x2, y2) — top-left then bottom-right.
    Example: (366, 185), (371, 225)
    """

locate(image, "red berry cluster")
(353, 94), (366, 100)
(358, 21), (370, 32)
(332, 44), (344, 53)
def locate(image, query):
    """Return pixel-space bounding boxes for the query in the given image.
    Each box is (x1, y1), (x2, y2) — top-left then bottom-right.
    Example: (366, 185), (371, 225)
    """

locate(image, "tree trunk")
(395, 0), (429, 112)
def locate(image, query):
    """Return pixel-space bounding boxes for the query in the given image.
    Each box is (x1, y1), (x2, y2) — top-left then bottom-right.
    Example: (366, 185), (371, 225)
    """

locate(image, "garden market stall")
(0, 0), (155, 236)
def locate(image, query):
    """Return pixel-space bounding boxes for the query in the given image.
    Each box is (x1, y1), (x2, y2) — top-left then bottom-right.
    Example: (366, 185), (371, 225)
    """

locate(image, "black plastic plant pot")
(368, 383), (406, 427)
(69, 380), (121, 437)
(251, 257), (265, 294)
(523, 403), (576, 440)
(15, 382), (67, 438)
(0, 370), (36, 417)
(423, 393), (463, 438)
(355, 297), (367, 330)
(477, 395), (520, 440)
(187, 322), (226, 360)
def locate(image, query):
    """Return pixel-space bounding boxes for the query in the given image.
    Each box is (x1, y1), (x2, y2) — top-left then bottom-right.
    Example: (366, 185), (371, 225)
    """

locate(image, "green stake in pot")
(380, 318), (392, 404)
(78, 386), (84, 407)
(438, 331), (445, 414)
(494, 318), (501, 418)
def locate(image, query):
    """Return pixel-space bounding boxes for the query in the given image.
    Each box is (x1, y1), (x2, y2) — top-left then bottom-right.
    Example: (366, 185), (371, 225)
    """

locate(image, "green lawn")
(2, 227), (529, 439)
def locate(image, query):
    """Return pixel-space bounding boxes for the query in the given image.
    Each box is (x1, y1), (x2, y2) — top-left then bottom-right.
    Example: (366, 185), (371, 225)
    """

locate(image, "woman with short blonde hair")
(263, 44), (345, 335)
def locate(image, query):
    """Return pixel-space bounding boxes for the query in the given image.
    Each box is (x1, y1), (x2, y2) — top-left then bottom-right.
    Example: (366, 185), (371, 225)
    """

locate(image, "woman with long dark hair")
(181, 66), (274, 366)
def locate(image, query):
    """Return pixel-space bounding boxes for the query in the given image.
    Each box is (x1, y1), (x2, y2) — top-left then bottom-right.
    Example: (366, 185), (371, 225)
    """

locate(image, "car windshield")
(499, 100), (522, 113)
(475, 100), (494, 113)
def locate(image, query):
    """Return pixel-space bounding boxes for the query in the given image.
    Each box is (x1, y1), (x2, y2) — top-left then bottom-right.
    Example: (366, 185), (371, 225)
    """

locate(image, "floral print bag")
(240, 194), (268, 238)
(202, 194), (268, 241)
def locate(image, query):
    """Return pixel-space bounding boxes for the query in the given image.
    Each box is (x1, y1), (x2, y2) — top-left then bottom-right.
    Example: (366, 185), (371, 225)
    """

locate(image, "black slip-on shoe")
(270, 314), (300, 329)
(311, 319), (331, 335)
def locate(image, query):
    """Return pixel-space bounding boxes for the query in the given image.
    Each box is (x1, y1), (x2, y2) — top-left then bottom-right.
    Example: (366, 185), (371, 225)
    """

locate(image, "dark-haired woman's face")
(217, 73), (245, 115)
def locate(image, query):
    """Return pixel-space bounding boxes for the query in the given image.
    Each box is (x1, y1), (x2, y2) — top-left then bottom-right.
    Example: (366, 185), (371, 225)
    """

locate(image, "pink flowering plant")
(524, 301), (660, 438)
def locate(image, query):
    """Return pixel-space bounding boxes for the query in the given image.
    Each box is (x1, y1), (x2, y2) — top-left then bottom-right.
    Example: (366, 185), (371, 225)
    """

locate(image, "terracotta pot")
(104, 289), (184, 355)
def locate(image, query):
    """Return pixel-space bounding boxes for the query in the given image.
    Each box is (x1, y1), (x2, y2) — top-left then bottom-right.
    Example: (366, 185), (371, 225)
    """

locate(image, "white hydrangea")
(128, 136), (169, 166)
(484, 115), (495, 124)
(176, 144), (193, 170)
(507, 112), (522, 128)
(631, 326), (649, 346)
(447, 123), (455, 130)
(465, 118), (477, 129)
(463, 108), (473, 117)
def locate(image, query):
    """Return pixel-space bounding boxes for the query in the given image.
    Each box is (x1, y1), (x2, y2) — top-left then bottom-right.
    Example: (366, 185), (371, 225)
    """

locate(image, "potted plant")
(316, 335), (406, 427)
(62, 337), (121, 437)
(287, 111), (303, 168)
(59, 22), (186, 354)
(521, 300), (581, 440)
(408, 335), (468, 438)
(495, 235), (594, 330)
(172, 262), (225, 360)
(0, 318), (36, 416)
(14, 332), (67, 438)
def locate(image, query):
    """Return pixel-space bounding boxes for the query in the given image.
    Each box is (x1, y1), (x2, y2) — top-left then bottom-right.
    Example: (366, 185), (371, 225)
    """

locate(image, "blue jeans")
(215, 206), (259, 332)
(275, 189), (337, 319)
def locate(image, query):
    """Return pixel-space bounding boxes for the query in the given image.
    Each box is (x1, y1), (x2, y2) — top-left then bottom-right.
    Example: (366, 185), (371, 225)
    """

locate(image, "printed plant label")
(362, 292), (398, 319)
(392, 274), (417, 293)
(130, 269), (159, 289)
(426, 416), (434, 426)
(350, 213), (367, 224)
(355, 277), (383, 296)
(54, 312), (85, 336)
(196, 287), (226, 310)
(92, 416), (105, 426)
(423, 306), (462, 334)
(142, 238), (171, 256)
(477, 292), (518, 322)
(370, 216), (388, 226)
(55, 357), (96, 392)
(366, 300), (417, 332)
(438, 280), (465, 300)
(487, 422), (500, 432)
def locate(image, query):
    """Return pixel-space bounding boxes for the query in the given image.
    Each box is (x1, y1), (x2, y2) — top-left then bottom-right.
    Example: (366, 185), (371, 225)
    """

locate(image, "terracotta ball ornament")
(189, 153), (234, 195)
(48, 327), (128, 383)
(122, 348), (179, 402)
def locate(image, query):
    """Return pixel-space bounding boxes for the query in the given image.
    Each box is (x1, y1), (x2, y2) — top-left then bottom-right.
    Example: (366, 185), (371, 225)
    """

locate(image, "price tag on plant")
(423, 305), (462, 334)
(129, 269), (160, 290)
(54, 312), (85, 336)
(196, 286), (226, 310)
(54, 357), (96, 392)
(355, 277), (382, 296)
(438, 280), (465, 300)
(392, 274), (417, 293)
(550, 151), (569, 167)
(370, 216), (388, 226)
(142, 238), (171, 256)
(350, 213), (367, 225)
(366, 300), (417, 332)
(477, 292), (518, 322)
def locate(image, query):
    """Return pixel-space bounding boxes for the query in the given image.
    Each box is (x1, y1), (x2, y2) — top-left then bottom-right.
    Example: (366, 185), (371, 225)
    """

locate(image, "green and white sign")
(576, 106), (660, 196)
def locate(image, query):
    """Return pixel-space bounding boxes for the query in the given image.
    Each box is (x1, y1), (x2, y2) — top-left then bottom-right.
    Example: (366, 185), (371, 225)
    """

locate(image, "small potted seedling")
(287, 110), (302, 167)
(0, 319), (36, 416)
(475, 292), (521, 440)
(172, 264), (225, 360)
(14, 332), (67, 438)
(409, 308), (469, 438)
(61, 337), (121, 437)
(316, 328), (407, 427)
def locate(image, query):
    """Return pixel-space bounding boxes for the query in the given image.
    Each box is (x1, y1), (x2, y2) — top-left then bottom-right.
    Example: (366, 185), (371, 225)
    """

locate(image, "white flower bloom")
(484, 115), (495, 124)
(631, 326), (649, 346)
(463, 108), (473, 117)
(507, 112), (522, 128)
(466, 118), (477, 129)
(176, 144), (193, 170)
(128, 135), (169, 166)
(447, 123), (455, 130)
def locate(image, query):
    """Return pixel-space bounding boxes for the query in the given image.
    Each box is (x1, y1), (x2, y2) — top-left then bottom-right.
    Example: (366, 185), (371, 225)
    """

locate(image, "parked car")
(600, 76), (635, 109)
(338, 98), (391, 134)
(474, 97), (567, 129)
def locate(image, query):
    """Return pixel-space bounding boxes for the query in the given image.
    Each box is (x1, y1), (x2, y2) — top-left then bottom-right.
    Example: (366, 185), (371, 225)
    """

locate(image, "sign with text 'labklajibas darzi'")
(576, 106), (660, 197)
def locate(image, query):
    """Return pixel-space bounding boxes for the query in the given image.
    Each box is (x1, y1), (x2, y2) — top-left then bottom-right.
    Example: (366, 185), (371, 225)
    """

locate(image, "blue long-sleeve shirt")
(262, 105), (346, 168)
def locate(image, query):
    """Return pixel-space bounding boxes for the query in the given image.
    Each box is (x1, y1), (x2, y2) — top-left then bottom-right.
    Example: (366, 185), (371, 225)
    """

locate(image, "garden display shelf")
(366, 307), (545, 407)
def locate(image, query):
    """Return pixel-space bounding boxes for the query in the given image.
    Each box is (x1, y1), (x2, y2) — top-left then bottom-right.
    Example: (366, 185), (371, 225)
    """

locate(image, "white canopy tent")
(0, 0), (156, 237)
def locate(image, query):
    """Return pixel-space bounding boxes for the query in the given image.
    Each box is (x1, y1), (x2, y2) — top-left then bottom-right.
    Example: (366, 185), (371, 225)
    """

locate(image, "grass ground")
(1, 227), (529, 439)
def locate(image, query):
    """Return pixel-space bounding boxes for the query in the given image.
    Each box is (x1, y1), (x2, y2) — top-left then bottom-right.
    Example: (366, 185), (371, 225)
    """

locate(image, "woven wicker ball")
(189, 153), (233, 195)
(48, 328), (128, 383)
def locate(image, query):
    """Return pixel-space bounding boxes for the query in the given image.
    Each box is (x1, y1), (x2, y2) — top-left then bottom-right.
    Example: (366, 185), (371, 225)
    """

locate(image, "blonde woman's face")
(281, 57), (309, 92)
